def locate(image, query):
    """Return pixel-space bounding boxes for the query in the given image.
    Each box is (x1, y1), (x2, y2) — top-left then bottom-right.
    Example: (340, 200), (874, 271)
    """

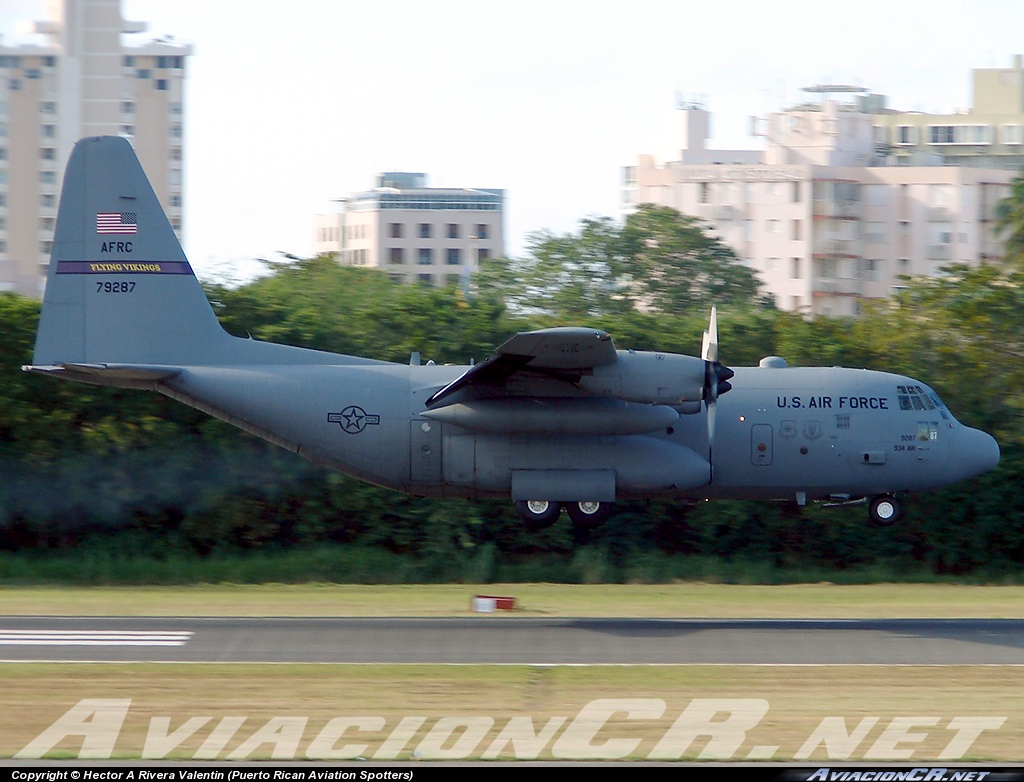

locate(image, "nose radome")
(964, 428), (1000, 478)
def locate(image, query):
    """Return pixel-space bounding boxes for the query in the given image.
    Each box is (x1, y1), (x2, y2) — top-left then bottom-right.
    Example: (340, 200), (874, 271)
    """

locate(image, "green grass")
(3, 544), (1022, 587)
(3, 582), (1024, 617)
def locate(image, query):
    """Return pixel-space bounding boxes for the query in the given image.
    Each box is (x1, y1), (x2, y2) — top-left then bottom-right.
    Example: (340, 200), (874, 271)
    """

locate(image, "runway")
(2, 616), (1024, 664)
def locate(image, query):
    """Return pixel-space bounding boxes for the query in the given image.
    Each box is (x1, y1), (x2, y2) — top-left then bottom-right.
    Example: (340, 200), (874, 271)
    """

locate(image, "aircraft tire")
(868, 495), (900, 526)
(565, 501), (614, 529)
(515, 500), (561, 530)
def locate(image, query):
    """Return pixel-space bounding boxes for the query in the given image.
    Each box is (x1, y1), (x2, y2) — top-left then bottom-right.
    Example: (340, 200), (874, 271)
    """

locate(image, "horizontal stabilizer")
(23, 362), (182, 388)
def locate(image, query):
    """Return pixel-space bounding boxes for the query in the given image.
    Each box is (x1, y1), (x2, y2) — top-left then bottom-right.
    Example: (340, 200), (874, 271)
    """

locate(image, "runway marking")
(0, 630), (193, 647)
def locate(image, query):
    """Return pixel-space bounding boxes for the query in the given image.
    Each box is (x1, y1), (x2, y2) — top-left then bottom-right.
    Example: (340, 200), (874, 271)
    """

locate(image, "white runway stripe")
(0, 630), (192, 646)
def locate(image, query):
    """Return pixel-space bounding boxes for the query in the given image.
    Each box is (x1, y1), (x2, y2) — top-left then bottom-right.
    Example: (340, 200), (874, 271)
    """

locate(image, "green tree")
(995, 171), (1024, 270)
(619, 204), (768, 313)
(479, 204), (767, 319)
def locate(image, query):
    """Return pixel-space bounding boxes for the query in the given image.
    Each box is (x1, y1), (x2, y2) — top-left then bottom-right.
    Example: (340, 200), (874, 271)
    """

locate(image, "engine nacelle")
(578, 350), (706, 405)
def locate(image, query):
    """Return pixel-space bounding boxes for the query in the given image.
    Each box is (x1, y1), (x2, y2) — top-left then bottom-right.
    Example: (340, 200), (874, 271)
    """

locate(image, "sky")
(3, 0), (1024, 282)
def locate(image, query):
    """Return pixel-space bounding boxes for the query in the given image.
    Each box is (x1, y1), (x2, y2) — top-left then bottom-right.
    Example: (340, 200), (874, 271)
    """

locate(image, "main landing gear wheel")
(868, 495), (901, 527)
(565, 501), (614, 529)
(515, 500), (561, 530)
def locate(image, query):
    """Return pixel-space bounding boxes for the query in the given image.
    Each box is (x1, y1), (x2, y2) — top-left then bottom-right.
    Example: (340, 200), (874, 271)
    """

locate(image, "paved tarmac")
(2, 616), (1023, 664)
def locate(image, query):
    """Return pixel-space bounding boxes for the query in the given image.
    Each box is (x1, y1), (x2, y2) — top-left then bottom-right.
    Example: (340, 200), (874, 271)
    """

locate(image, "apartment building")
(873, 55), (1024, 170)
(0, 0), (190, 297)
(627, 86), (1015, 316)
(314, 172), (504, 285)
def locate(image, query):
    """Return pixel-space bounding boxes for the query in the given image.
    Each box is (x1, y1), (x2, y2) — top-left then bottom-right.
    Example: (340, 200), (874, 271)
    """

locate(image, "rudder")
(33, 136), (231, 367)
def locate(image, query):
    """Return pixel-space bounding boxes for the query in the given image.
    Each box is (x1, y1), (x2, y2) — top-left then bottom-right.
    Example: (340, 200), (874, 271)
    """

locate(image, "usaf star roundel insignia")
(328, 405), (381, 434)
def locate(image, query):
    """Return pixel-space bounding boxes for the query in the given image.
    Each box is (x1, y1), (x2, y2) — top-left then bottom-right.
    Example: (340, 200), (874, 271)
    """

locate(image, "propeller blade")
(701, 306), (718, 363)
(701, 306), (729, 474)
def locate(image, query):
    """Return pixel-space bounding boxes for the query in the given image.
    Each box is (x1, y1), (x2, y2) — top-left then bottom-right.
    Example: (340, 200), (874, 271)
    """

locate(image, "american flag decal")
(96, 212), (138, 235)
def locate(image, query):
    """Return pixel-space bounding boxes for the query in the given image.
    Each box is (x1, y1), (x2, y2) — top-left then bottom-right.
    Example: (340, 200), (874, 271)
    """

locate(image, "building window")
(476, 224), (489, 240)
(40, 171), (55, 185)
(447, 223), (459, 239)
(41, 194), (55, 208)
(121, 125), (134, 137)
(1002, 124), (1024, 145)
(791, 257), (801, 279)
(9, 79), (21, 91)
(792, 182), (801, 203)
(767, 219), (780, 233)
(477, 248), (490, 262)
(389, 222), (403, 239)
(389, 248), (404, 264)
(136, 69), (151, 79)
(446, 248), (461, 265)
(698, 182), (711, 204)
(928, 125), (992, 145)
(418, 248), (432, 265)
(865, 222), (885, 244)
(792, 220), (801, 241)
(865, 259), (881, 281)
(25, 69), (41, 79)
(123, 56), (135, 68)
(155, 79), (168, 91)
(895, 126), (916, 145)
(418, 274), (432, 285)
(40, 101), (56, 114)
(170, 124), (182, 138)
(43, 56), (55, 68)
(170, 194), (182, 208)
(122, 101), (134, 114)
(418, 223), (432, 239)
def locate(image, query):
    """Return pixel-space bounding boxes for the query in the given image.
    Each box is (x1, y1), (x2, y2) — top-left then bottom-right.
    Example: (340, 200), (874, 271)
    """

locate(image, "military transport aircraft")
(25, 137), (1000, 530)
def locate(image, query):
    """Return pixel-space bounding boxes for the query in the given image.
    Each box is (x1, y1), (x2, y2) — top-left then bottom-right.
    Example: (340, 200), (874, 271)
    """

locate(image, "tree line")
(1, 205), (1022, 581)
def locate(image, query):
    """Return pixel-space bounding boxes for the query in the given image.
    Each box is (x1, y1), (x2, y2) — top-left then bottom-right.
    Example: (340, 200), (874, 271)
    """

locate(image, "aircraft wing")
(425, 327), (616, 407)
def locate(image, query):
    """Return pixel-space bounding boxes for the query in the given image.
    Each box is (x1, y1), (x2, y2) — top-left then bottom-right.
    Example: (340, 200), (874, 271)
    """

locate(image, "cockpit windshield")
(897, 384), (949, 420)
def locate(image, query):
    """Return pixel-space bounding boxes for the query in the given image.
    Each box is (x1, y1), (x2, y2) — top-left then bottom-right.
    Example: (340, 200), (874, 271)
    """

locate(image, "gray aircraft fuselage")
(157, 357), (998, 505)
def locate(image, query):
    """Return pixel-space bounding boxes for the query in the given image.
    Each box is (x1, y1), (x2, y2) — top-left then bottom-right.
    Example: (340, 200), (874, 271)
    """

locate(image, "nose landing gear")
(868, 495), (901, 526)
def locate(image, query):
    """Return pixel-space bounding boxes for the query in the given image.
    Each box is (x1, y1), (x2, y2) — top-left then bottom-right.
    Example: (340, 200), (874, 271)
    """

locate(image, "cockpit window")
(897, 385), (935, 411)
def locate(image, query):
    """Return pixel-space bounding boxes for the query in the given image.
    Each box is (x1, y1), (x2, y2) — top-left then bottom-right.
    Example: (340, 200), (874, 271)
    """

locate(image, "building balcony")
(694, 203), (736, 221)
(813, 278), (862, 297)
(812, 238), (859, 257)
(812, 200), (861, 219)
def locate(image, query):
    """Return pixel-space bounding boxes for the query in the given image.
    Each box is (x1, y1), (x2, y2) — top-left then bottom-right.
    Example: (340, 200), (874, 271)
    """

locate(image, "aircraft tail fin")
(32, 136), (232, 367)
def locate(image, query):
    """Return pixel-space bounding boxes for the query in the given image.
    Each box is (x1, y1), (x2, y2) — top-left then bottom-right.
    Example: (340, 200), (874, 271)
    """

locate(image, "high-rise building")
(626, 66), (1019, 317)
(314, 172), (505, 285)
(0, 0), (190, 297)
(872, 55), (1024, 170)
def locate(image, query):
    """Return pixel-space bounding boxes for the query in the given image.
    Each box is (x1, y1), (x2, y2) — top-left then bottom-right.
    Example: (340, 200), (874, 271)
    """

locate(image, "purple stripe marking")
(56, 261), (194, 275)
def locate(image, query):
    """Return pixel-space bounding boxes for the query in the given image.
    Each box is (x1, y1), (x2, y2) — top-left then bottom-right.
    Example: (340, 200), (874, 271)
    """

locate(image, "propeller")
(701, 307), (734, 470)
